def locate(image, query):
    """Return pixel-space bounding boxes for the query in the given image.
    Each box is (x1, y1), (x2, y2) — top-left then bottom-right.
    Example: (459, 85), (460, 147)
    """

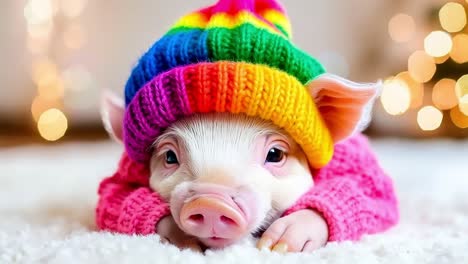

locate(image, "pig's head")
(101, 73), (380, 249)
(149, 112), (313, 248)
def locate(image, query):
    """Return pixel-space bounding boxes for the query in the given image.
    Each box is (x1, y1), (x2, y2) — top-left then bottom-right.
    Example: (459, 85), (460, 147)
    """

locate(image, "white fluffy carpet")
(1, 138), (467, 264)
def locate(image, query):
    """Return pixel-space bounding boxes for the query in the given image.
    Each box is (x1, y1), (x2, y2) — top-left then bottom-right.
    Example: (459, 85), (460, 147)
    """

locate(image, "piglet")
(100, 73), (380, 252)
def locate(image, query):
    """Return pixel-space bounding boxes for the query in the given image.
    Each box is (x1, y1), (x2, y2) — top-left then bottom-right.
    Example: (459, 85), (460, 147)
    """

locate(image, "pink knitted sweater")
(95, 133), (399, 242)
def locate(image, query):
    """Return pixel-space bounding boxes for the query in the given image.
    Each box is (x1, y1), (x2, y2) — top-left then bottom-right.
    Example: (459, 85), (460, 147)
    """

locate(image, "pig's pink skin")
(170, 183), (257, 248)
(149, 129), (310, 247)
(95, 133), (399, 244)
(260, 209), (329, 252)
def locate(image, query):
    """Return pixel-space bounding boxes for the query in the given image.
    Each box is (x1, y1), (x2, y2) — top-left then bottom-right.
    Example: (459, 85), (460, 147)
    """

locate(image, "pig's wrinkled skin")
(149, 113), (327, 252)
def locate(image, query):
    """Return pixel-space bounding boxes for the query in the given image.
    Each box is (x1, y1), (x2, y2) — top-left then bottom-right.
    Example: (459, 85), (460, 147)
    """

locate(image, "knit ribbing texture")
(122, 0), (334, 168)
(124, 62), (333, 168)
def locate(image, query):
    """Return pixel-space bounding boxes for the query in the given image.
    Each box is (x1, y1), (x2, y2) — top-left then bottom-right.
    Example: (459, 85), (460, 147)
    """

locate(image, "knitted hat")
(122, 0), (335, 168)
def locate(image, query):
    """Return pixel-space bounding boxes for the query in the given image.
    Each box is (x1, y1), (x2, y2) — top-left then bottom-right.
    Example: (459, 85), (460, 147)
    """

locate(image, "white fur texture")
(1, 138), (467, 264)
(149, 113), (313, 236)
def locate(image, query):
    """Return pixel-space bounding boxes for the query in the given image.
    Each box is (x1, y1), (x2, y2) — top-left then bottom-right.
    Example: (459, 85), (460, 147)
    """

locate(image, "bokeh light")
(24, 0), (55, 39)
(60, 0), (88, 18)
(417, 106), (443, 131)
(455, 74), (468, 99)
(37, 108), (68, 141)
(439, 2), (467, 33)
(434, 54), (450, 64)
(24, 0), (53, 25)
(432, 78), (458, 110)
(450, 34), (468, 64)
(456, 75), (468, 116)
(32, 58), (58, 85)
(31, 96), (63, 122)
(459, 95), (468, 116)
(63, 23), (86, 50)
(37, 77), (64, 101)
(408, 50), (436, 83)
(27, 20), (54, 39)
(424, 31), (453, 57)
(450, 106), (468, 128)
(388, 13), (416, 43)
(381, 78), (411, 115)
(32, 59), (64, 101)
(395, 71), (424, 108)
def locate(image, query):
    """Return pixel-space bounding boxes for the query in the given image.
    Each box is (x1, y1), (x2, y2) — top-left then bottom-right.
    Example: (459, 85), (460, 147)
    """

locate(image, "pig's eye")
(265, 148), (285, 163)
(165, 150), (179, 165)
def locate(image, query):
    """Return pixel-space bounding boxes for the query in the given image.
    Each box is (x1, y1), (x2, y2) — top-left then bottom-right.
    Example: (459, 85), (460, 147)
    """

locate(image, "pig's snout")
(179, 194), (248, 247)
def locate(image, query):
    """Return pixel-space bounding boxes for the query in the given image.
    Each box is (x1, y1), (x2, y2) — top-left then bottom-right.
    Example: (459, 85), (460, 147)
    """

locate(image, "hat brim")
(123, 61), (334, 168)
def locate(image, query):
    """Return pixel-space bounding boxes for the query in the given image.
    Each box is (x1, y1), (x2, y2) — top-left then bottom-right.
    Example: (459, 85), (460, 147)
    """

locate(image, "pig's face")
(149, 113), (313, 248)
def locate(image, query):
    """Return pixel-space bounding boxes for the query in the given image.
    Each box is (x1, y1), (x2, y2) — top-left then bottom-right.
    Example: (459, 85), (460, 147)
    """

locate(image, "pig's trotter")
(156, 216), (203, 252)
(257, 209), (329, 253)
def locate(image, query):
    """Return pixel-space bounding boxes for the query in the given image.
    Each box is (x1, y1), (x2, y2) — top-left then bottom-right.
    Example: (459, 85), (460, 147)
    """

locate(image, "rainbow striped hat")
(122, 0), (335, 168)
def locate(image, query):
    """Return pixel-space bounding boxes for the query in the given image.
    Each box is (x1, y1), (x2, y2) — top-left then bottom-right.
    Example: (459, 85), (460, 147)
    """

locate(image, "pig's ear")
(307, 73), (382, 143)
(100, 89), (125, 144)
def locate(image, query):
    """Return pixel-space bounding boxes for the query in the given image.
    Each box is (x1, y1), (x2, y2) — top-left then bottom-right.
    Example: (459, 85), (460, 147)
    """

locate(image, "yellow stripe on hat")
(172, 11), (288, 39)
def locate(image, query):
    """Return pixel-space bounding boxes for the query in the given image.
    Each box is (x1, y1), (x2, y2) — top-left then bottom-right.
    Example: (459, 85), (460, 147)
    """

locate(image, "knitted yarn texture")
(122, 0), (334, 168)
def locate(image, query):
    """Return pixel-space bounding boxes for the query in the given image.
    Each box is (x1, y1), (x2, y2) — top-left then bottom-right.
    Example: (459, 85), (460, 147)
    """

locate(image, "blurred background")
(0, 0), (467, 147)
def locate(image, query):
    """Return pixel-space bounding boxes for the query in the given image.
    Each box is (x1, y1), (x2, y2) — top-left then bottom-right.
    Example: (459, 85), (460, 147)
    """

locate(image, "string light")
(37, 108), (68, 141)
(424, 31), (453, 57)
(380, 78), (411, 115)
(432, 79), (458, 110)
(385, 2), (468, 132)
(408, 50), (436, 83)
(388, 13), (416, 43)
(417, 106), (443, 131)
(24, 0), (89, 141)
(395, 71), (424, 108)
(450, 34), (468, 64)
(439, 2), (467, 33)
(21, 0), (465, 140)
(450, 106), (468, 128)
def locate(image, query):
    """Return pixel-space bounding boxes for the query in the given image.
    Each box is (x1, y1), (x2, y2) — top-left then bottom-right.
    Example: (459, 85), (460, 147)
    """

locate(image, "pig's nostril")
(220, 215), (237, 226)
(189, 214), (204, 223)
